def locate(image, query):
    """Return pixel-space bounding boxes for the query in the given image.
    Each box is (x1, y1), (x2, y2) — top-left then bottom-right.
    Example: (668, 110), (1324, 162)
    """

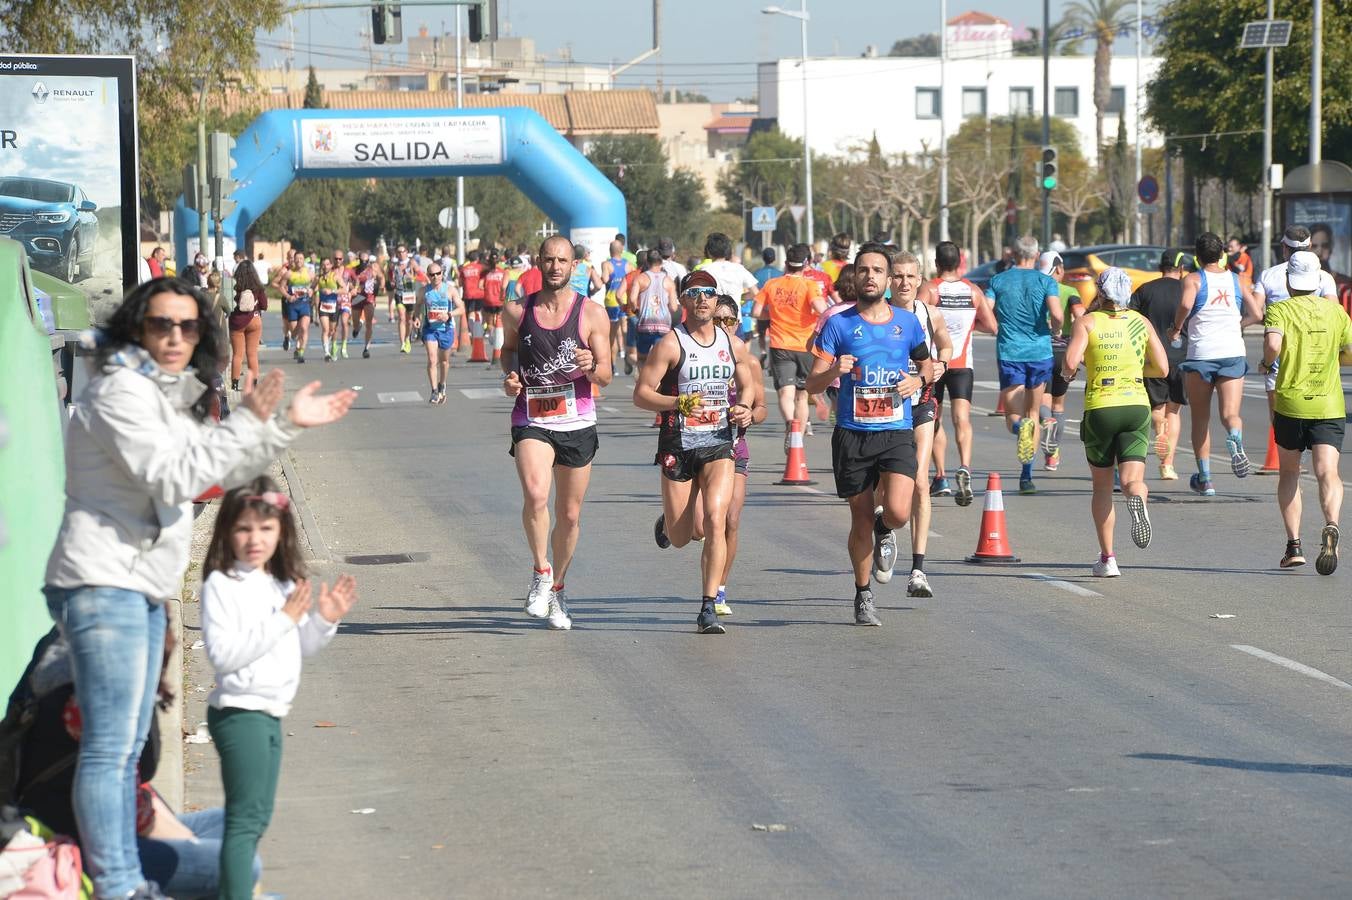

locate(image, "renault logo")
(32, 82), (49, 103)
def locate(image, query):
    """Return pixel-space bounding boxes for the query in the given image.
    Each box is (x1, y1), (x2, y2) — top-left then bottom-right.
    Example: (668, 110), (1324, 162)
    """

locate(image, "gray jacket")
(44, 350), (302, 603)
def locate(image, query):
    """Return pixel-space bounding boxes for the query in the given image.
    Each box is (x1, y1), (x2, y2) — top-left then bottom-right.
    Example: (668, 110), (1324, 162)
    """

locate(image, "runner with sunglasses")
(351, 252), (384, 358)
(635, 270), (755, 634)
(389, 245), (424, 354)
(417, 264), (463, 404)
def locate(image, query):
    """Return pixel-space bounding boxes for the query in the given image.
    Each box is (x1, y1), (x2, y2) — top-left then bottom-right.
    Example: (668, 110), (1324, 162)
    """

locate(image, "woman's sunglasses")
(143, 316), (202, 339)
(712, 315), (740, 327)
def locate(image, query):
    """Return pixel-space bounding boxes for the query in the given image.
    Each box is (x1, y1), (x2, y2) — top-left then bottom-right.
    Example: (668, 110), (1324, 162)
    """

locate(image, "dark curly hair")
(97, 276), (222, 421)
(204, 476), (307, 584)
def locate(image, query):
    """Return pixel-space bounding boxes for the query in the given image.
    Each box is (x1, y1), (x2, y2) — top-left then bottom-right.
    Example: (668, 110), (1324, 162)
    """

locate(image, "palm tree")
(1062, 0), (1134, 158)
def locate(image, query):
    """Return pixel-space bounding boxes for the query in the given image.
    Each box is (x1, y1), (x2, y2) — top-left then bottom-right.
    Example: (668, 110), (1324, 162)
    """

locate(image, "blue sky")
(0, 74), (123, 206)
(259, 1), (1162, 101)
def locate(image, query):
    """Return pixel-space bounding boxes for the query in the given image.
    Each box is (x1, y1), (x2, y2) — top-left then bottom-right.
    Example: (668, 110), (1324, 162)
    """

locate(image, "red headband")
(243, 491), (290, 510)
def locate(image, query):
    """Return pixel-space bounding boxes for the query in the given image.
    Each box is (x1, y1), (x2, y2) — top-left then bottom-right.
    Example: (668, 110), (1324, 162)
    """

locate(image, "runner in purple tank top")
(501, 235), (614, 631)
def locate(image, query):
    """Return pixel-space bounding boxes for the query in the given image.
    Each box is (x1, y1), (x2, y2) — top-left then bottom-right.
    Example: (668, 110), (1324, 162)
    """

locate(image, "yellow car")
(1060, 245), (1175, 307)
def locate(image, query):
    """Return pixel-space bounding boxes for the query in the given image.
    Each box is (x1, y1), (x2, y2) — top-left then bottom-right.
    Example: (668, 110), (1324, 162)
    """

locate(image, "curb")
(282, 450), (330, 562)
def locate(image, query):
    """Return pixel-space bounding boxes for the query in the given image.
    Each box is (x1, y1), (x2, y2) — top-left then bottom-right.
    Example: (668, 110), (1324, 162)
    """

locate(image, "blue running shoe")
(1189, 473), (1216, 497)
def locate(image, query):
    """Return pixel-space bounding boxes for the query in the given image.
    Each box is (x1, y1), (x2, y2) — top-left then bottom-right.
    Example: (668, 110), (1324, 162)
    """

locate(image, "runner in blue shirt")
(986, 235), (1063, 493)
(416, 263), (462, 405)
(806, 242), (933, 626)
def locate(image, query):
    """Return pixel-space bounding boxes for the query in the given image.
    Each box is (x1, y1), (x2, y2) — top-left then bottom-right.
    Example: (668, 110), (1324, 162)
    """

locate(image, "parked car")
(0, 176), (99, 283)
(1060, 244), (1179, 306)
(962, 260), (1001, 292)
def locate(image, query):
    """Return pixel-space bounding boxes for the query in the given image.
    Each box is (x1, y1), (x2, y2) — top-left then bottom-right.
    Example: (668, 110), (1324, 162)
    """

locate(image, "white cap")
(1037, 251), (1062, 274)
(1096, 267), (1133, 309)
(1287, 250), (1322, 292)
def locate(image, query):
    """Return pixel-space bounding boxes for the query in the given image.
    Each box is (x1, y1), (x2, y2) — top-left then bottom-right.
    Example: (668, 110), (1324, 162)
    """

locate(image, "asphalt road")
(183, 315), (1352, 899)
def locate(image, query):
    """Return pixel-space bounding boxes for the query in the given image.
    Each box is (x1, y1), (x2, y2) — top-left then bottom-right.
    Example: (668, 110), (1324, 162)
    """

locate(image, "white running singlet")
(933, 278), (979, 368)
(1184, 269), (1246, 361)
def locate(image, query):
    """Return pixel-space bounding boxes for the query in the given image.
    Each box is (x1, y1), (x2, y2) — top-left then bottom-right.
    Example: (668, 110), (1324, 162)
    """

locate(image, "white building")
(758, 10), (1161, 163)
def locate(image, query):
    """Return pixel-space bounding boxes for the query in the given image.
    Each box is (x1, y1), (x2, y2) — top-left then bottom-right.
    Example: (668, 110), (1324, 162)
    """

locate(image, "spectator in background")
(1227, 236), (1254, 291)
(657, 236), (688, 285)
(229, 258), (267, 393)
(821, 233), (851, 282)
(1049, 233), (1069, 254)
(252, 252), (270, 287)
(146, 247), (166, 279)
(42, 278), (355, 900)
(183, 253), (211, 290)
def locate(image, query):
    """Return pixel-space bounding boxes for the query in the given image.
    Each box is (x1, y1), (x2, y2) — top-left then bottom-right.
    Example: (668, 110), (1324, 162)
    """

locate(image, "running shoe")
(906, 569), (933, 598)
(1126, 494), (1151, 549)
(230, 379), (239, 392)
(362, 348), (371, 359)
(1044, 448), (1061, 471)
(429, 390), (438, 405)
(401, 339), (411, 354)
(871, 508), (897, 584)
(1016, 417), (1037, 464)
(1019, 478), (1036, 495)
(1092, 555), (1121, 578)
(854, 590), (881, 626)
(805, 421), (814, 437)
(713, 588), (732, 617)
(296, 352), (305, 364)
(697, 605), (726, 634)
(525, 569), (553, 618)
(340, 342), (349, 359)
(1227, 434), (1252, 478)
(1188, 473), (1215, 497)
(324, 352), (333, 362)
(293, 348), (300, 361)
(1316, 524), (1340, 576)
(1281, 539), (1306, 568)
(624, 356), (634, 375)
(1159, 463), (1178, 481)
(930, 476), (953, 497)
(1113, 472), (1122, 493)
(1040, 417), (1060, 455)
(547, 590), (572, 630)
(282, 335), (290, 351)
(654, 513), (671, 550)
(954, 467), (974, 507)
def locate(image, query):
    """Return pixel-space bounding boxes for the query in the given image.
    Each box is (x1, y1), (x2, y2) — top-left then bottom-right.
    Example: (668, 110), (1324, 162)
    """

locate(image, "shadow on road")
(1128, 753), (1352, 777)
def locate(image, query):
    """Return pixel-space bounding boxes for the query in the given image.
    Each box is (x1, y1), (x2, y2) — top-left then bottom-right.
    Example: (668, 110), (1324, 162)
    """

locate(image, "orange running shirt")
(756, 274), (823, 351)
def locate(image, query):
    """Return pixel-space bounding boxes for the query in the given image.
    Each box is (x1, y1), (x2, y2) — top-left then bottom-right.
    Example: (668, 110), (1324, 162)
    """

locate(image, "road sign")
(1138, 202), (1158, 215)
(1137, 175), (1160, 205)
(788, 205), (806, 224)
(438, 205), (479, 231)
(751, 206), (778, 233)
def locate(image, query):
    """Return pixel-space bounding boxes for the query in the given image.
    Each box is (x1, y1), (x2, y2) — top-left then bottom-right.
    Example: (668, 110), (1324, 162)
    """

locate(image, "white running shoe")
(906, 569), (933, 598)
(525, 569), (552, 618)
(871, 506), (897, 584)
(547, 590), (572, 630)
(1092, 556), (1121, 578)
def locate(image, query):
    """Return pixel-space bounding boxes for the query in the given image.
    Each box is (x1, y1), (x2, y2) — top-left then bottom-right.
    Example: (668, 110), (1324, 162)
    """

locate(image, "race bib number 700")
(525, 383), (577, 423)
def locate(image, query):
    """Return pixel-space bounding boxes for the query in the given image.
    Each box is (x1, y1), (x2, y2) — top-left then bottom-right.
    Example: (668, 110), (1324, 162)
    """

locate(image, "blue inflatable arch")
(173, 107), (626, 264)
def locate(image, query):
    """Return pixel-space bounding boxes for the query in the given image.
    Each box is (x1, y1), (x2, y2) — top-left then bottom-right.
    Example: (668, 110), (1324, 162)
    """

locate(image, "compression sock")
(1051, 409), (1066, 435)
(874, 511), (891, 536)
(1009, 416), (1022, 436)
(1228, 428), (1243, 446)
(854, 584), (871, 598)
(912, 553), (925, 573)
(1197, 458), (1211, 480)
(702, 596), (716, 612)
(1021, 462), (1033, 481)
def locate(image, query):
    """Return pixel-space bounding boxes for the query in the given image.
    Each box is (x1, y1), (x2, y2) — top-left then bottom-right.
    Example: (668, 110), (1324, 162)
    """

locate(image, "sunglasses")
(143, 315), (202, 339)
(427, 270), (443, 277)
(712, 315), (740, 327)
(682, 286), (718, 299)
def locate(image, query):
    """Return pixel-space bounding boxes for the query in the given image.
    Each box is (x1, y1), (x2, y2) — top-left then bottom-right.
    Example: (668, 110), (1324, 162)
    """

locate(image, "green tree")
(718, 128), (802, 212)
(252, 180), (359, 253)
(1062, 0), (1134, 154)
(585, 136), (709, 251)
(303, 67), (325, 109)
(888, 33), (939, 56)
(1146, 0), (1352, 189)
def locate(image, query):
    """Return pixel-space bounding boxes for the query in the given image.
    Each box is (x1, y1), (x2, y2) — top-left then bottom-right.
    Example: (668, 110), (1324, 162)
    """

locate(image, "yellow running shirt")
(1264, 294), (1352, 420)
(1083, 309), (1150, 411)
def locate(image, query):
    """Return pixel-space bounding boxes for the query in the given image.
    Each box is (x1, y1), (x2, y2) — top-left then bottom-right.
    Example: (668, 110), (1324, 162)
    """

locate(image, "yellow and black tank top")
(1084, 309), (1149, 410)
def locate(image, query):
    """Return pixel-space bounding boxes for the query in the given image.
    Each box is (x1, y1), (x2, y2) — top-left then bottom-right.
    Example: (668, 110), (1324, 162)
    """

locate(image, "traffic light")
(1040, 145), (1058, 191)
(468, 0), (497, 43)
(371, 2), (402, 44)
(206, 132), (238, 220)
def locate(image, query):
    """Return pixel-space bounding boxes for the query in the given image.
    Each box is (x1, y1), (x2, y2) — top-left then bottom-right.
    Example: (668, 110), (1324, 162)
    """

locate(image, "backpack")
(236, 289), (257, 313)
(0, 630), (63, 810)
(0, 808), (89, 899)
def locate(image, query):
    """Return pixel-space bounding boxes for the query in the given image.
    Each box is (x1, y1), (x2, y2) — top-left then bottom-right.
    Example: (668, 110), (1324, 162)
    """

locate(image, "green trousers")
(208, 705), (283, 900)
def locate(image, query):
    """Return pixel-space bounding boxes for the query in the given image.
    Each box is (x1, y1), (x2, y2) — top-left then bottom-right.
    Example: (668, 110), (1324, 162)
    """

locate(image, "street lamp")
(763, 2), (814, 249)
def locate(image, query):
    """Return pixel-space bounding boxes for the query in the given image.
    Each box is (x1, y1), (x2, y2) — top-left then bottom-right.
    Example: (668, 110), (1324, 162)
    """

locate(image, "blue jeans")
(139, 808), (263, 900)
(45, 586), (165, 900)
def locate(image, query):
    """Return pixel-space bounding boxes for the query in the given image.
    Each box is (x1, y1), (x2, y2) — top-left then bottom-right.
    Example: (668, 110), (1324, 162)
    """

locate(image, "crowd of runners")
(226, 223), (1351, 635)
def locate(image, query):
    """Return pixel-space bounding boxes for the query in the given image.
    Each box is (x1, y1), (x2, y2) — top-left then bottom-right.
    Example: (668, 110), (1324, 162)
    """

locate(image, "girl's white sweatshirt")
(201, 563), (338, 717)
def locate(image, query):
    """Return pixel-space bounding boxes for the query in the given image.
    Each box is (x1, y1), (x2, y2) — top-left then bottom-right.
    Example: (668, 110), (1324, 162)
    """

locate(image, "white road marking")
(1230, 644), (1352, 692)
(1024, 572), (1103, 598)
(377, 391), (424, 404)
(601, 405), (619, 413)
(459, 388), (505, 399)
(795, 485), (827, 495)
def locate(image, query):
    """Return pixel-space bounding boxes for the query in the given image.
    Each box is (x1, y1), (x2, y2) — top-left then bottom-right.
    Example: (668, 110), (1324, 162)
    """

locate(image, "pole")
(1040, 0), (1051, 246)
(1311, 0), (1322, 165)
(196, 88), (209, 264)
(455, 6), (466, 263)
(1133, 0), (1142, 244)
(799, 0), (814, 249)
(1164, 142), (1173, 246)
(1260, 0), (1274, 270)
(938, 0), (949, 242)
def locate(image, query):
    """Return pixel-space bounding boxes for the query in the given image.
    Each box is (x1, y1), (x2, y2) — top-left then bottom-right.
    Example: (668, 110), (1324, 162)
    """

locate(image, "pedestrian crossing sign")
(751, 206), (778, 232)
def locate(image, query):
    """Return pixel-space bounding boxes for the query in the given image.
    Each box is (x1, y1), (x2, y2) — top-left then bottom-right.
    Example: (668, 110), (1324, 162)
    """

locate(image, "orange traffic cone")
(468, 318), (489, 363)
(989, 392), (1006, 417)
(965, 472), (1020, 563)
(776, 419), (815, 485)
(1258, 425), (1281, 474)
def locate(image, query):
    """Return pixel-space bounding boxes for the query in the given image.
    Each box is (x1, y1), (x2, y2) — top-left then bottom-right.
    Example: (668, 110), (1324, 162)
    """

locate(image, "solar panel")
(1240, 19), (1293, 49)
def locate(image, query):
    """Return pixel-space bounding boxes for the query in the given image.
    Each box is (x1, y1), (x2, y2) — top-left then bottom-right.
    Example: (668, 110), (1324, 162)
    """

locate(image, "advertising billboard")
(0, 55), (138, 324)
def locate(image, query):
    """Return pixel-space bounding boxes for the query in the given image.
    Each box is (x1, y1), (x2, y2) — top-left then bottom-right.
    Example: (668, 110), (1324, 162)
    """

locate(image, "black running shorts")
(1273, 411), (1345, 452)
(933, 367), (974, 403)
(1145, 369), (1188, 407)
(770, 348), (813, 391)
(510, 425), (598, 468)
(831, 427), (918, 498)
(655, 444), (735, 482)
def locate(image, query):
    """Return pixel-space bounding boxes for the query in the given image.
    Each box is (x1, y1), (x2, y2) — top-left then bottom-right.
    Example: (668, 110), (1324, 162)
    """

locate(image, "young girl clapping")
(200, 477), (358, 900)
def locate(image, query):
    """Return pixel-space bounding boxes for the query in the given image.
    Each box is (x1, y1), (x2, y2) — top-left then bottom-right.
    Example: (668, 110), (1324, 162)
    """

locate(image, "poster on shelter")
(0, 55), (138, 323)
(1290, 197), (1352, 283)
